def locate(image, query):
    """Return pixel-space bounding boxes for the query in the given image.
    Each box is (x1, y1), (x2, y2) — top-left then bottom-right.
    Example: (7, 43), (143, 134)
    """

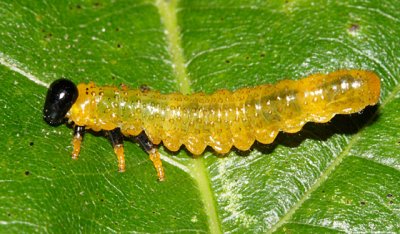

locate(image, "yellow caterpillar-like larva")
(43, 69), (380, 180)
(70, 69), (380, 153)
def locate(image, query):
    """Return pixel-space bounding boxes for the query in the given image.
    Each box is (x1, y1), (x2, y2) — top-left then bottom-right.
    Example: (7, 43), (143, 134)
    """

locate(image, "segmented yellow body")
(67, 70), (380, 155)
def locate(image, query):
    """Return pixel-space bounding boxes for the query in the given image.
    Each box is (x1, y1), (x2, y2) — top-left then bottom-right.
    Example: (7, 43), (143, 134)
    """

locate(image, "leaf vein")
(269, 77), (400, 233)
(0, 52), (49, 87)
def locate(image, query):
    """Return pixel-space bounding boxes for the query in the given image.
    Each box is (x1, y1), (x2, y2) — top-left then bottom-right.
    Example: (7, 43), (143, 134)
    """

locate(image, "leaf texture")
(0, 0), (399, 233)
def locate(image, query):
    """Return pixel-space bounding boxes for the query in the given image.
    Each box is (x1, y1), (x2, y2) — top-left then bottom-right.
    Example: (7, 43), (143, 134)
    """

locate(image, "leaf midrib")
(155, 1), (222, 234)
(0, 52), (49, 88)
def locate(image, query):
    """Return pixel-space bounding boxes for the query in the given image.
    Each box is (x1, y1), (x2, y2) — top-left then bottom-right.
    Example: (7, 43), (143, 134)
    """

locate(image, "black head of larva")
(43, 79), (78, 126)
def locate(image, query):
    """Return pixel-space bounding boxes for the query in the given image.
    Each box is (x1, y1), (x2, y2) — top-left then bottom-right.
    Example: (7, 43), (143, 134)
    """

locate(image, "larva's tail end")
(365, 71), (381, 106)
(348, 69), (381, 106)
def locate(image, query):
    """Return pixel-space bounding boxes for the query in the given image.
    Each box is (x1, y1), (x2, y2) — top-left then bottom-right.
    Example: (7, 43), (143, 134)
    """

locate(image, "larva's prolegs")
(108, 128), (126, 172)
(230, 89), (255, 151)
(72, 125), (85, 160)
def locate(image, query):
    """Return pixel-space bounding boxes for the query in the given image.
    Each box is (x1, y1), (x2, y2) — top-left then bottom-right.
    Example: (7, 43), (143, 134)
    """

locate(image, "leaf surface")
(0, 0), (399, 233)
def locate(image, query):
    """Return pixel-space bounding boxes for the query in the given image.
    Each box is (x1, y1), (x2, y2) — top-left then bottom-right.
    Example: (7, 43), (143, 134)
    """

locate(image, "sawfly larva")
(43, 69), (380, 180)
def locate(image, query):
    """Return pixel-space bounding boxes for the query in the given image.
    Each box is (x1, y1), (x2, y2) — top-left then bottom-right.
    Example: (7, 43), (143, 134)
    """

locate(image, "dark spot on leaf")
(260, 53), (266, 58)
(321, 190), (325, 193)
(93, 2), (101, 8)
(25, 171), (30, 176)
(111, 75), (116, 80)
(115, 27), (120, 32)
(225, 60), (230, 64)
(29, 141), (34, 146)
(220, 17), (224, 22)
(76, 4), (82, 9)
(389, 201), (394, 204)
(348, 23), (360, 32)
(117, 43), (122, 48)
(360, 201), (366, 205)
(245, 56), (250, 60)
(44, 33), (53, 40)
(7, 213), (11, 217)
(387, 193), (393, 198)
(100, 198), (104, 202)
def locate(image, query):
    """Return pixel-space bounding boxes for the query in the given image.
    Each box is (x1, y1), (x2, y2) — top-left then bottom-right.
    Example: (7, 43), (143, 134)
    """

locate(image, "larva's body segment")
(67, 70), (380, 155)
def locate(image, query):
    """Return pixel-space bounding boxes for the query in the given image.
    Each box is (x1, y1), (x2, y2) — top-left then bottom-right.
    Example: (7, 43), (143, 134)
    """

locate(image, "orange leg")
(113, 144), (126, 172)
(72, 135), (82, 159)
(72, 126), (85, 159)
(149, 148), (165, 181)
(108, 128), (126, 172)
(136, 132), (165, 181)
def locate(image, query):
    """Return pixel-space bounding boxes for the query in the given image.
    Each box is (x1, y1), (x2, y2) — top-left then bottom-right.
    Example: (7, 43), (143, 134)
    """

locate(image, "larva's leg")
(108, 128), (125, 172)
(149, 149), (164, 181)
(72, 125), (85, 160)
(136, 132), (165, 181)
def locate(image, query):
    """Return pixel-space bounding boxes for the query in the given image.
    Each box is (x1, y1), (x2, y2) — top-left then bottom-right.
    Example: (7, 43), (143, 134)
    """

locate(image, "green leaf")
(1, 0), (399, 233)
